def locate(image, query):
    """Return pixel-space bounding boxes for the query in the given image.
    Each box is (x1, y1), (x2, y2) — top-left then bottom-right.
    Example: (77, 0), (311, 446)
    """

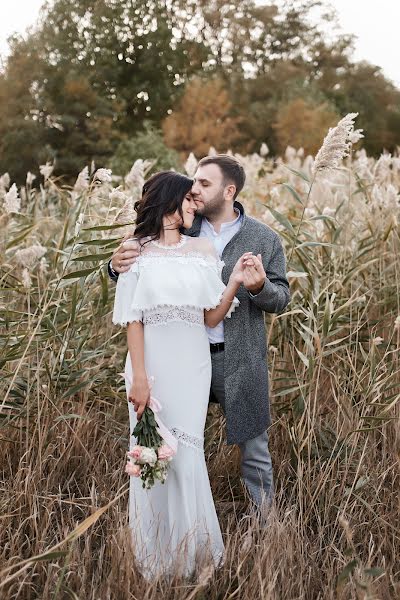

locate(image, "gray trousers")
(211, 350), (274, 510)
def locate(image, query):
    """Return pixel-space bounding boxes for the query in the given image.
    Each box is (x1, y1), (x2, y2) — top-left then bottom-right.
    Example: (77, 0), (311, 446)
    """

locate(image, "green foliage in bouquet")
(132, 407), (163, 449)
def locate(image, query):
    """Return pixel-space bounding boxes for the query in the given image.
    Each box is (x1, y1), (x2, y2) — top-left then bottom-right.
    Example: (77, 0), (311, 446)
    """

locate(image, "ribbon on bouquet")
(148, 395), (178, 454)
(147, 376), (178, 454)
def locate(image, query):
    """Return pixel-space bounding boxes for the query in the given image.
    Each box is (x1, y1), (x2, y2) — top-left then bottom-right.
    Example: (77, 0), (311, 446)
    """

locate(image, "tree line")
(1, 0), (399, 183)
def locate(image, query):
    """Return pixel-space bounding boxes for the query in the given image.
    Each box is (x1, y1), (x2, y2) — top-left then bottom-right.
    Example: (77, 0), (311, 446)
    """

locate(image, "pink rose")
(127, 445), (142, 460)
(157, 444), (175, 460)
(125, 461), (141, 477)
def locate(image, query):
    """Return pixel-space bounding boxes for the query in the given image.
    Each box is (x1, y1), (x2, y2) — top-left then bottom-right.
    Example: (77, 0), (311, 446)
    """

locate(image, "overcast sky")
(0, 0), (399, 86)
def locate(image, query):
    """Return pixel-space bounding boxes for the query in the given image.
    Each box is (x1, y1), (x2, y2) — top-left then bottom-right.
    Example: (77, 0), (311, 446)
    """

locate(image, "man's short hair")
(197, 154), (246, 200)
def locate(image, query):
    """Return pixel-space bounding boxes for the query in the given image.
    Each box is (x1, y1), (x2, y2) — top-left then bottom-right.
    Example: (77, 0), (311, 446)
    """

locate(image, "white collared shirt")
(199, 209), (243, 343)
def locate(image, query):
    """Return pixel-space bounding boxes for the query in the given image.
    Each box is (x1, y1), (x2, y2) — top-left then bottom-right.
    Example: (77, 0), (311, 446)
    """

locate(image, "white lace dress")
(112, 234), (238, 578)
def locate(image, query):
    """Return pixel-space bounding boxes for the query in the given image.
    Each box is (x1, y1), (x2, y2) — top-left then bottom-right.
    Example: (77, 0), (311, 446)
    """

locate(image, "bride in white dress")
(112, 171), (251, 579)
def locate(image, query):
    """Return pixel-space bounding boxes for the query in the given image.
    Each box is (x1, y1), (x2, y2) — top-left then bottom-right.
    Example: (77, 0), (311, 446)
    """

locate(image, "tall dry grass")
(1, 145), (399, 599)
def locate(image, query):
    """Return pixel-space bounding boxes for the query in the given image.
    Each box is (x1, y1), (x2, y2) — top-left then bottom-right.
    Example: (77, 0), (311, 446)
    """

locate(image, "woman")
(112, 171), (251, 579)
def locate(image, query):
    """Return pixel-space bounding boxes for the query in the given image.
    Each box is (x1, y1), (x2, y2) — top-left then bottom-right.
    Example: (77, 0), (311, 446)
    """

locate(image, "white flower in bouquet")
(137, 447), (158, 466)
(3, 183), (21, 214)
(260, 142), (269, 157)
(94, 168), (112, 184)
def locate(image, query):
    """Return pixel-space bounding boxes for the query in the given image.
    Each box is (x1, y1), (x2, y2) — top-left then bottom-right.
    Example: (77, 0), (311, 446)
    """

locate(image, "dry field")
(1, 132), (400, 598)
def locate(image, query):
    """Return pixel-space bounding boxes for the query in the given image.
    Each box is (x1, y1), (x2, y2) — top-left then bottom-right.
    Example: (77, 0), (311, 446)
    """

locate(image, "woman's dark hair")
(133, 171), (193, 243)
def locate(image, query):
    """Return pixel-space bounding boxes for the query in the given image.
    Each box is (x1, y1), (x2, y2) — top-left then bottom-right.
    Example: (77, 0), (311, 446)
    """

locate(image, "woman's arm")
(127, 321), (149, 420)
(204, 252), (253, 328)
(204, 278), (240, 328)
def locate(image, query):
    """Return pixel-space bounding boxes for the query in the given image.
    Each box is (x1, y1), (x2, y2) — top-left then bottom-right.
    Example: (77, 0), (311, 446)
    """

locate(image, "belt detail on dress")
(210, 342), (225, 353)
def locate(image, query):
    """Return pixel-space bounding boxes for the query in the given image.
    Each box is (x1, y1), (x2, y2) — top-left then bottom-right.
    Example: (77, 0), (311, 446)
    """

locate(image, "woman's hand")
(128, 374), (150, 420)
(229, 252), (255, 285)
(243, 253), (266, 294)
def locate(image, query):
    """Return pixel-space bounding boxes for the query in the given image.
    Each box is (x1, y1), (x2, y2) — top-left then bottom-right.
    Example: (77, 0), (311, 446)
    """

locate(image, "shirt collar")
(203, 207), (242, 233)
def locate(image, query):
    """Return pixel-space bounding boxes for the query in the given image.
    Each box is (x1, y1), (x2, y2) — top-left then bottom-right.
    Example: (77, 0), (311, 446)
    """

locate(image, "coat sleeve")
(107, 259), (119, 283)
(247, 233), (290, 313)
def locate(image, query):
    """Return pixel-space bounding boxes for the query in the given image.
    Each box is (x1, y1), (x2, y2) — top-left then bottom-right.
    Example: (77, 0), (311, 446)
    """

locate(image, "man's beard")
(195, 189), (225, 219)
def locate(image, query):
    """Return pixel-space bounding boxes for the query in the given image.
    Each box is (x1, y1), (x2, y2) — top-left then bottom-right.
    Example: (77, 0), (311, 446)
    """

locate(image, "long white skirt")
(124, 320), (224, 579)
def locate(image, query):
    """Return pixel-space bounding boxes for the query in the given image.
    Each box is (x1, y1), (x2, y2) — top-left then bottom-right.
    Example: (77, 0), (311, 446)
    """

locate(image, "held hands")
(230, 252), (266, 294)
(128, 374), (150, 420)
(111, 235), (140, 274)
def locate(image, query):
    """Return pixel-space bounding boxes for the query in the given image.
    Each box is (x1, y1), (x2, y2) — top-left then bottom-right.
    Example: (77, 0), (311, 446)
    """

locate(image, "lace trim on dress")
(143, 307), (204, 327)
(150, 234), (187, 250)
(137, 252), (223, 267)
(171, 427), (204, 451)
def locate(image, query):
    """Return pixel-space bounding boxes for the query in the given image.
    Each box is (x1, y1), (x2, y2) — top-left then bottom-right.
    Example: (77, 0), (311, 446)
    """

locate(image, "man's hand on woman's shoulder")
(111, 235), (140, 274)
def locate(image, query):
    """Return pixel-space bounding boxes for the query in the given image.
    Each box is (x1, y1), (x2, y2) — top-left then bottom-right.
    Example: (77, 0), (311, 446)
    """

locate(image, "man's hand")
(243, 253), (266, 294)
(111, 235), (140, 274)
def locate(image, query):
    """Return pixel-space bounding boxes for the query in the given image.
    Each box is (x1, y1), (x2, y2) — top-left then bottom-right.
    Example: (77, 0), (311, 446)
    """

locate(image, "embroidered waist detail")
(170, 427), (204, 451)
(142, 307), (204, 327)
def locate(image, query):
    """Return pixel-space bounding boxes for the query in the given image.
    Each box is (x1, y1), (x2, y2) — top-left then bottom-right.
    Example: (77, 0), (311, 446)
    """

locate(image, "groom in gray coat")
(109, 155), (290, 511)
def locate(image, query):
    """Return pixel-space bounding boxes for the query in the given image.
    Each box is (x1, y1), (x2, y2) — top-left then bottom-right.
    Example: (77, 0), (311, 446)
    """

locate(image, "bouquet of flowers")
(125, 382), (177, 489)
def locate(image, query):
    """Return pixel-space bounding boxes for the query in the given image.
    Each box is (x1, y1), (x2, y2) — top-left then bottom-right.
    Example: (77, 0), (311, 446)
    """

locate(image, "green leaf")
(295, 241), (333, 249)
(322, 294), (331, 338)
(33, 551), (69, 562)
(273, 382), (310, 397)
(337, 559), (357, 584)
(62, 267), (98, 280)
(281, 183), (304, 205)
(61, 380), (92, 398)
(82, 222), (134, 232)
(6, 224), (35, 249)
(284, 165), (311, 183)
(265, 205), (295, 233)
(363, 567), (385, 578)
(71, 252), (113, 262)
(77, 238), (120, 247)
(295, 348), (309, 368)
(99, 267), (109, 307)
(53, 414), (90, 422)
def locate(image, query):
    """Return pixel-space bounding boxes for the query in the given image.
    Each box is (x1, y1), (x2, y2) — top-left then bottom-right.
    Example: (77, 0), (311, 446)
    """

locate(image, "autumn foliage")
(163, 78), (241, 158)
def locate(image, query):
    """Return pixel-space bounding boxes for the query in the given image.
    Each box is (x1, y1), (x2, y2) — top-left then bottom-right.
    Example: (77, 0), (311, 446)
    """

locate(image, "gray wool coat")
(183, 201), (290, 445)
(108, 201), (290, 445)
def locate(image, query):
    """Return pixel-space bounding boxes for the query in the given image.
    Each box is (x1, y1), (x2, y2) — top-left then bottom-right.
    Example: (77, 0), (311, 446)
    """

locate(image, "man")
(109, 154), (290, 511)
